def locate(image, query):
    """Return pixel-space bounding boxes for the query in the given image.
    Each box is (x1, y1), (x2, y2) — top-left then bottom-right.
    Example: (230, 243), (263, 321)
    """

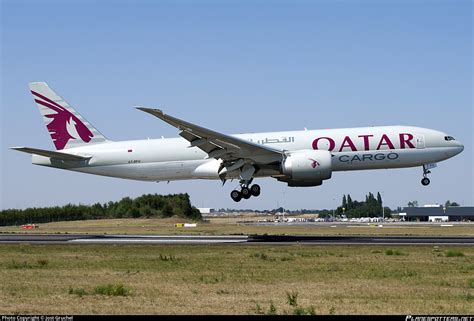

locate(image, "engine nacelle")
(279, 150), (332, 187)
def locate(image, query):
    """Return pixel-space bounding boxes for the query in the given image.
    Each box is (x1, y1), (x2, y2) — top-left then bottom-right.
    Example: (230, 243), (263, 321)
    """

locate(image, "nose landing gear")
(421, 177), (430, 186)
(421, 164), (431, 186)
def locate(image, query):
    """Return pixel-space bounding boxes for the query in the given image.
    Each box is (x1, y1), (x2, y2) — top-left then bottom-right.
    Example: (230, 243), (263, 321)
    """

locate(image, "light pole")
(332, 198), (335, 218)
(381, 191), (385, 221)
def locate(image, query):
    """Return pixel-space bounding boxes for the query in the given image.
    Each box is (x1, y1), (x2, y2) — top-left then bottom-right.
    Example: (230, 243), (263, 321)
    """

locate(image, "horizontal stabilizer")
(11, 146), (91, 161)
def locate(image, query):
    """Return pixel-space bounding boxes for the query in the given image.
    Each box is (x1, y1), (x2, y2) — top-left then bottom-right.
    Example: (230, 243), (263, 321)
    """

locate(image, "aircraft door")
(415, 135), (425, 149)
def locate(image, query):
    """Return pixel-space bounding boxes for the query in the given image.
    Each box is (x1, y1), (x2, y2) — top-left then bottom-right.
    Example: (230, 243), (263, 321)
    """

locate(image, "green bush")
(286, 291), (298, 306)
(253, 292), (315, 315)
(69, 287), (87, 297)
(37, 259), (49, 267)
(267, 303), (277, 315)
(468, 279), (474, 289)
(94, 284), (130, 296)
(385, 249), (405, 256)
(445, 250), (465, 257)
(159, 254), (177, 262)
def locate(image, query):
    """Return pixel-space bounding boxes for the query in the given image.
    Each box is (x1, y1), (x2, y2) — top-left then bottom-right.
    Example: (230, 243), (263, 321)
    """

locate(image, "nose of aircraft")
(454, 140), (464, 155)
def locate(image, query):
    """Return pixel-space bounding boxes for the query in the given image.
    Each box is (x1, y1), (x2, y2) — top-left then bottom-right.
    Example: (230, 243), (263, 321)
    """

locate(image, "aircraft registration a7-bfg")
(13, 82), (464, 202)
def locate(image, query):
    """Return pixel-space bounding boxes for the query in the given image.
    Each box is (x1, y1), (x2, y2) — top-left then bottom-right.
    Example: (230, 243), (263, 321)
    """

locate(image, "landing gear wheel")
(230, 190), (242, 202)
(241, 187), (251, 199)
(250, 184), (261, 197)
(421, 177), (430, 186)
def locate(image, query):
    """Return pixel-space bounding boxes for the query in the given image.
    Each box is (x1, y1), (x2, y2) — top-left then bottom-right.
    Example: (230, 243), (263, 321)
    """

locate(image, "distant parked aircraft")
(12, 82), (464, 202)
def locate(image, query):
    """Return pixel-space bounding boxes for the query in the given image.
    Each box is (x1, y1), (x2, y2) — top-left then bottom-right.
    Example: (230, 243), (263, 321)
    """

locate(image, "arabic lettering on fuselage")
(250, 136), (295, 145)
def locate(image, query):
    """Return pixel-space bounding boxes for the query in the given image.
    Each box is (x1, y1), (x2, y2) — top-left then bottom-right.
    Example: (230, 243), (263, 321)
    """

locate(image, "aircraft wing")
(136, 107), (284, 164)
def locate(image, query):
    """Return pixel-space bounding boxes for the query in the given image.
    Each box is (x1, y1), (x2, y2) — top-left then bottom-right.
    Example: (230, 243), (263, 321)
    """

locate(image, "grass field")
(0, 217), (473, 236)
(0, 244), (473, 314)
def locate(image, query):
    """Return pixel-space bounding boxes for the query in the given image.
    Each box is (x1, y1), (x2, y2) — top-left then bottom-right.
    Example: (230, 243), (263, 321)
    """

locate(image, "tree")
(337, 192), (394, 218)
(377, 192), (382, 207)
(407, 201), (418, 207)
(347, 195), (353, 210)
(383, 207), (392, 218)
(445, 200), (460, 207)
(342, 195), (347, 209)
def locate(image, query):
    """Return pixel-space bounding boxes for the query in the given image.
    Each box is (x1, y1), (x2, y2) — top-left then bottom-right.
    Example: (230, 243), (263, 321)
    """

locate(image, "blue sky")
(1, 0), (472, 210)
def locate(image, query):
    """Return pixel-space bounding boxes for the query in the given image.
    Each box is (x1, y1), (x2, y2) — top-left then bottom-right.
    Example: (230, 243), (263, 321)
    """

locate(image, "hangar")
(400, 206), (474, 222)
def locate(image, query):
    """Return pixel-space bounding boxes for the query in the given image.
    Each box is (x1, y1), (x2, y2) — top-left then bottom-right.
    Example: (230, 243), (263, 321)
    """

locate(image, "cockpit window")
(444, 136), (455, 141)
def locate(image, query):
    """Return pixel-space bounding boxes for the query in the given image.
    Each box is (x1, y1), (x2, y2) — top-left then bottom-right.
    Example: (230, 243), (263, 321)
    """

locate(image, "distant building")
(400, 206), (474, 222)
(197, 208), (212, 214)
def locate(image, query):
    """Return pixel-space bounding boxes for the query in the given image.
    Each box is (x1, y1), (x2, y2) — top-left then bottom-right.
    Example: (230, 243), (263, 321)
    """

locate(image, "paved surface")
(0, 234), (472, 245)
(249, 235), (474, 245)
(0, 234), (248, 244)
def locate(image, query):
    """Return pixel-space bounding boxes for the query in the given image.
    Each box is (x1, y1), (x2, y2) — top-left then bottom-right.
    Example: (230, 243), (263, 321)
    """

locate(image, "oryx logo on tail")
(32, 90), (94, 150)
(29, 82), (107, 150)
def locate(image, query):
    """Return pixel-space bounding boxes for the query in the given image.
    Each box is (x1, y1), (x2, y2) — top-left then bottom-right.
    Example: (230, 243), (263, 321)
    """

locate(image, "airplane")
(12, 82), (464, 202)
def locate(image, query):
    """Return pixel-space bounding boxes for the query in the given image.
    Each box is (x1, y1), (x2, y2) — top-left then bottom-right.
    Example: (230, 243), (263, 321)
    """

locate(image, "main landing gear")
(230, 181), (261, 202)
(421, 165), (431, 186)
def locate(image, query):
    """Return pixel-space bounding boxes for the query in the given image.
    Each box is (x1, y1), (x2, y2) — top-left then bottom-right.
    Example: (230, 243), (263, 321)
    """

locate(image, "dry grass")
(0, 244), (473, 314)
(0, 217), (473, 236)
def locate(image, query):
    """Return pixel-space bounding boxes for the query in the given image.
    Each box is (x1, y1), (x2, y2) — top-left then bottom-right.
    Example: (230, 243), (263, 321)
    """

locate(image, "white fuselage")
(32, 125), (464, 183)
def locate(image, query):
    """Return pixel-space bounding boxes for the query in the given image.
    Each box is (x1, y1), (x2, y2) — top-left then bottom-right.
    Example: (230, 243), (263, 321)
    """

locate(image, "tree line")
(0, 193), (202, 226)
(335, 192), (391, 218)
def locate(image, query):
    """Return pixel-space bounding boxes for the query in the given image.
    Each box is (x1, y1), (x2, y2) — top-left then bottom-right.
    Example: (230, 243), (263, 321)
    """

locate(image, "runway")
(0, 234), (473, 245)
(249, 235), (474, 245)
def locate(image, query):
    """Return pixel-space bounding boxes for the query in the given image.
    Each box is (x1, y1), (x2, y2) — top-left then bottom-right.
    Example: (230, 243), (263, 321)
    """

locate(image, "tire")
(421, 177), (430, 186)
(250, 184), (261, 197)
(241, 187), (251, 199)
(230, 190), (242, 202)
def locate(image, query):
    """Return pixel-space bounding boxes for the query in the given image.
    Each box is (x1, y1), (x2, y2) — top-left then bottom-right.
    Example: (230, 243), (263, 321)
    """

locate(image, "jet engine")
(278, 150), (332, 187)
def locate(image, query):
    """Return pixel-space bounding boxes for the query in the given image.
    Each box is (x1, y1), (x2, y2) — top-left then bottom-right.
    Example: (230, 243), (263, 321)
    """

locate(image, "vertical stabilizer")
(29, 82), (108, 150)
